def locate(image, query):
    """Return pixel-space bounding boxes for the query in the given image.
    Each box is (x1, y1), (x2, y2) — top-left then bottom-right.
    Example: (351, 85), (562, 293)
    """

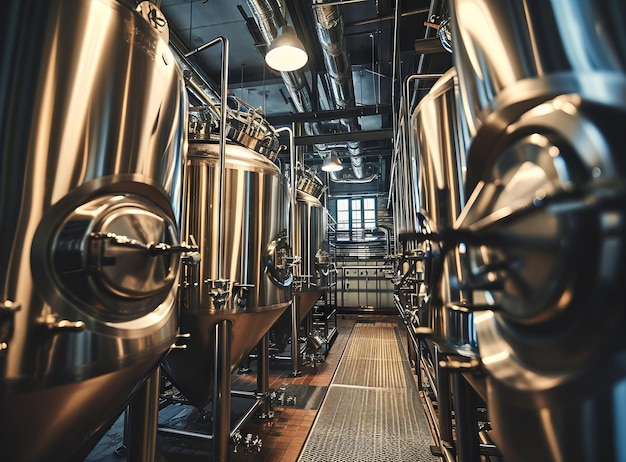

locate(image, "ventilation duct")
(246, 0), (320, 138)
(247, 0), (366, 179)
(314, 2), (365, 179)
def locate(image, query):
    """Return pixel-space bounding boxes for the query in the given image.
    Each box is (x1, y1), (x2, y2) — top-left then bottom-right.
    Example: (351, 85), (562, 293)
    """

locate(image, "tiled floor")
(87, 314), (388, 462)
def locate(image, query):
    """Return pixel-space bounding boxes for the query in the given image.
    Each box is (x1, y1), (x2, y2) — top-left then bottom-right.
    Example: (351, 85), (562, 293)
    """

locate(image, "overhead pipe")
(245, 0), (321, 138)
(246, 0), (367, 180)
(314, 2), (365, 179)
(184, 36), (232, 462)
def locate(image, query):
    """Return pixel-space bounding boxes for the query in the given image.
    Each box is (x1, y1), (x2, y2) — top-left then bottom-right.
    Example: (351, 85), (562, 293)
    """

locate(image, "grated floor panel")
(298, 322), (437, 462)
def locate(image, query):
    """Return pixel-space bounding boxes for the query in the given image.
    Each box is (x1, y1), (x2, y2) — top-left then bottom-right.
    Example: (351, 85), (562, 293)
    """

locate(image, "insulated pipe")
(245, 0), (317, 118)
(314, 2), (365, 179)
(246, 0), (366, 178)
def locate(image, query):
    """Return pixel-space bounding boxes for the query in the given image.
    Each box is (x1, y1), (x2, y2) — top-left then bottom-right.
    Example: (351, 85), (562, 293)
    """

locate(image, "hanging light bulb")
(322, 153), (343, 172)
(265, 25), (308, 72)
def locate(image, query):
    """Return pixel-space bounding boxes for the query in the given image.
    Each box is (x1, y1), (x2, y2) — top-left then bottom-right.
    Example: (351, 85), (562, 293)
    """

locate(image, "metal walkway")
(298, 321), (438, 462)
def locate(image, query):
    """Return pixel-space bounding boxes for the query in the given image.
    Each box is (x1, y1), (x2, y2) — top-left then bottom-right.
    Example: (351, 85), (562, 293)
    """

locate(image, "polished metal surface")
(447, 0), (626, 460)
(410, 69), (476, 355)
(314, 2), (365, 179)
(449, 0), (626, 138)
(294, 189), (327, 289)
(162, 138), (291, 408)
(0, 0), (186, 460)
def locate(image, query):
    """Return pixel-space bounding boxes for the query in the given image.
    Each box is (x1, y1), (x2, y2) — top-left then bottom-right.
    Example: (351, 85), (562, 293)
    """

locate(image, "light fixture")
(322, 153), (343, 172)
(265, 25), (308, 72)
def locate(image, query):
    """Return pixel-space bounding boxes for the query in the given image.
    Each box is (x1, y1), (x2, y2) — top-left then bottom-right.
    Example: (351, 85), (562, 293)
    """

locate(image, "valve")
(244, 433), (262, 452)
(232, 431), (262, 453)
(205, 279), (231, 309)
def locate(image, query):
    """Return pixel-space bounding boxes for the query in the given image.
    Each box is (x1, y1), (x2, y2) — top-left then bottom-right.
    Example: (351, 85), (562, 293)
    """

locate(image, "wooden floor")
(86, 313), (412, 462)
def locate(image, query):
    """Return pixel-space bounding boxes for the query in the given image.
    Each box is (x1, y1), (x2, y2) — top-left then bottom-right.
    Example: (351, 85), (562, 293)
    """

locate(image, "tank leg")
(435, 347), (454, 451)
(256, 333), (274, 420)
(213, 320), (232, 462)
(291, 298), (302, 376)
(452, 372), (481, 462)
(125, 366), (161, 462)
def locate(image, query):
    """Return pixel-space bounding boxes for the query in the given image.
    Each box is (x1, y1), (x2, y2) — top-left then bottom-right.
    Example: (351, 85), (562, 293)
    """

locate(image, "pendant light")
(322, 153), (343, 172)
(265, 25), (308, 72)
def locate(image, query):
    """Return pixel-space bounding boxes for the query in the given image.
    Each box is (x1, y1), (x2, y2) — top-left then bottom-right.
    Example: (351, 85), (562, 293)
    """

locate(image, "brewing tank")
(0, 1), (186, 461)
(161, 136), (291, 408)
(294, 169), (329, 290)
(410, 68), (476, 355)
(448, 1), (626, 460)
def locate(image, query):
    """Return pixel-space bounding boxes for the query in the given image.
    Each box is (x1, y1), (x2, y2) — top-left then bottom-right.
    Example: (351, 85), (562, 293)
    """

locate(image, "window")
(334, 196), (377, 239)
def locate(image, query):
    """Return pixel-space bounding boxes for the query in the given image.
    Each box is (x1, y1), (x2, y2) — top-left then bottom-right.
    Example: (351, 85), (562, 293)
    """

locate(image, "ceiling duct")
(314, 2), (365, 179)
(246, 0), (321, 138)
(247, 0), (366, 180)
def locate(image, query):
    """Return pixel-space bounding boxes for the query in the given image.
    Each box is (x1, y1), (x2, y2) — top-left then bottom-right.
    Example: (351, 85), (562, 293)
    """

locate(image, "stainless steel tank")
(161, 135), (291, 408)
(410, 68), (475, 356)
(270, 174), (328, 353)
(0, 1), (186, 461)
(448, 0), (626, 460)
(294, 169), (328, 290)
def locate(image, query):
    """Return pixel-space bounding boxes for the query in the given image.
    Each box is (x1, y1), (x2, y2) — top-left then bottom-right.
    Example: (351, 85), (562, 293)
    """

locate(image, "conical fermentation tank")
(448, 1), (626, 460)
(161, 107), (291, 408)
(295, 169), (330, 292)
(0, 1), (187, 461)
(270, 168), (329, 351)
(410, 68), (476, 356)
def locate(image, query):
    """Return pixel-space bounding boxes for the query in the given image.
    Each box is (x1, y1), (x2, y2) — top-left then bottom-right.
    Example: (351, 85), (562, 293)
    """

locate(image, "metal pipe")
(185, 36), (229, 283)
(390, 0), (400, 152)
(158, 426), (214, 440)
(275, 125), (302, 376)
(398, 73), (443, 235)
(404, 74), (444, 131)
(337, 265), (393, 271)
(344, 8), (430, 27)
(230, 398), (263, 436)
(313, 1), (365, 178)
(231, 390), (257, 398)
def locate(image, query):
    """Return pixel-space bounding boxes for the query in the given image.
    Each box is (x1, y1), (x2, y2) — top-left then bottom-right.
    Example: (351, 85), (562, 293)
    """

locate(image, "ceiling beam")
(294, 129), (393, 145)
(414, 37), (446, 54)
(267, 103), (392, 125)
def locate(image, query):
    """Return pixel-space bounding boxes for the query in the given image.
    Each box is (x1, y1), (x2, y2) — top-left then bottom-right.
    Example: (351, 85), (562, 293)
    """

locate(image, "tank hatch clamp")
(0, 300), (21, 353)
(90, 232), (198, 257)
